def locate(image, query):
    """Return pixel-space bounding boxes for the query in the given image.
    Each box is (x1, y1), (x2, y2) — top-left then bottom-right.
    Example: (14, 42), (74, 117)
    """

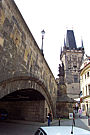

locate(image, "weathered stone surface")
(0, 100), (46, 122)
(60, 48), (84, 99)
(0, 0), (57, 121)
(56, 101), (73, 118)
(56, 80), (75, 118)
(0, 36), (4, 46)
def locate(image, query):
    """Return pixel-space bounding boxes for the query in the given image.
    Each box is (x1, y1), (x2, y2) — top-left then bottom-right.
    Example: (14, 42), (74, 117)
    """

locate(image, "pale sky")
(14, 0), (90, 78)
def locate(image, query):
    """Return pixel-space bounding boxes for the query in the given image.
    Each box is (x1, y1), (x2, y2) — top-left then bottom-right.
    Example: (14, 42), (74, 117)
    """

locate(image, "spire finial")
(60, 46), (62, 54)
(64, 37), (66, 46)
(81, 38), (84, 48)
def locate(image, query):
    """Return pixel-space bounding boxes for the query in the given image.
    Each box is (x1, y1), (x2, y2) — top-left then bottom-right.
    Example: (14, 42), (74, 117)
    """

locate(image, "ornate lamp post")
(41, 29), (45, 55)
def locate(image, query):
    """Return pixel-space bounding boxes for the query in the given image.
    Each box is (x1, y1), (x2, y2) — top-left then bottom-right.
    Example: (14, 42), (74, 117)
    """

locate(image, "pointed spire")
(64, 38), (66, 47)
(60, 46), (62, 54)
(81, 39), (84, 48)
(60, 46), (62, 60)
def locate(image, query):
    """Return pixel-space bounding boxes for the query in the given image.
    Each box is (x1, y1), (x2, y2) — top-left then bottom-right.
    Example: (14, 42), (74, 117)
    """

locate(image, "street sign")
(69, 113), (73, 119)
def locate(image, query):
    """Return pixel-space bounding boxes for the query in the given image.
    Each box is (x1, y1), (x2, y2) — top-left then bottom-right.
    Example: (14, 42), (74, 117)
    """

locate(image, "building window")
(74, 75), (78, 83)
(86, 86), (87, 96)
(88, 85), (90, 95)
(85, 74), (86, 79)
(87, 72), (89, 77)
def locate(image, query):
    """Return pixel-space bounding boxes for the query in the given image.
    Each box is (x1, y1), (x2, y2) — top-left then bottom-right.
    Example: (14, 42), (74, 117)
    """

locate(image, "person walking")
(78, 107), (82, 118)
(47, 111), (52, 126)
(75, 103), (79, 113)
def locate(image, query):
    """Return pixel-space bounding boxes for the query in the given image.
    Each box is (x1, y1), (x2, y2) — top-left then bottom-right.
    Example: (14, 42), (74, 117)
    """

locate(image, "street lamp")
(41, 29), (45, 55)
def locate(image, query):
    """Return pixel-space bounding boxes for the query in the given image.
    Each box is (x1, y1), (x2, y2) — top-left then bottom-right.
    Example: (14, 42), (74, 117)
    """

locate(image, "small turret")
(60, 46), (62, 60)
(64, 38), (66, 47)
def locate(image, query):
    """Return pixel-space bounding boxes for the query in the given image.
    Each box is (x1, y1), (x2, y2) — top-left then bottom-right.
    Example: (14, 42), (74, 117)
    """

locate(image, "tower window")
(74, 75), (78, 83)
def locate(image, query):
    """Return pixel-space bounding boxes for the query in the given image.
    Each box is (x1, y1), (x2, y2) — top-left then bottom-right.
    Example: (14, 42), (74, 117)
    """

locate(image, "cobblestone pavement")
(0, 114), (90, 135)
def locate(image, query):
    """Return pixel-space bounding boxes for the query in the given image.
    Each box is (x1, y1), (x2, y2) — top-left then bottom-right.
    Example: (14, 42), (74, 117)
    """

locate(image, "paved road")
(0, 116), (90, 135)
(0, 120), (41, 135)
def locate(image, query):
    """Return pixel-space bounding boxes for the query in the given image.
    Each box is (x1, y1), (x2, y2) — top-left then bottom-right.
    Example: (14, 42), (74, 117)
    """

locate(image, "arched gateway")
(0, 76), (56, 122)
(0, 0), (57, 122)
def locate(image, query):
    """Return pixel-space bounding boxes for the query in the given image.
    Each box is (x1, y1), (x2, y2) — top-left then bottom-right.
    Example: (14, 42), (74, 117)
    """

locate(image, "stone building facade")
(60, 30), (84, 99)
(80, 55), (90, 116)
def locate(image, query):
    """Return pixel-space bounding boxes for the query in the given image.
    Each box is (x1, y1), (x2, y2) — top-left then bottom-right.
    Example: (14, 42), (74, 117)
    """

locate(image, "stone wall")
(0, 100), (47, 122)
(56, 101), (73, 118)
(0, 0), (57, 98)
(61, 49), (84, 99)
(0, 0), (57, 118)
(56, 80), (74, 118)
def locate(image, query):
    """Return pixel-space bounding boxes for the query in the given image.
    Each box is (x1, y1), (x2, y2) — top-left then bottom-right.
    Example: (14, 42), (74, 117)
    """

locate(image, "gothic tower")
(60, 30), (84, 99)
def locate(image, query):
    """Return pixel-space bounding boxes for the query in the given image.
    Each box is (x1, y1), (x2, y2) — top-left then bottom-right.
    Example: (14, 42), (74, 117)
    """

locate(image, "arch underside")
(1, 89), (45, 101)
(0, 77), (54, 122)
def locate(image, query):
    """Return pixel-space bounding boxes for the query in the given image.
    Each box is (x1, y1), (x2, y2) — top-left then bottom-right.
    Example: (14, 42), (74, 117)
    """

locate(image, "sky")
(14, 0), (90, 78)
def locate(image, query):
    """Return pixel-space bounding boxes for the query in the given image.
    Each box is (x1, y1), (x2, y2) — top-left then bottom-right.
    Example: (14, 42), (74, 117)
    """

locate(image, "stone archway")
(0, 89), (47, 122)
(0, 76), (54, 122)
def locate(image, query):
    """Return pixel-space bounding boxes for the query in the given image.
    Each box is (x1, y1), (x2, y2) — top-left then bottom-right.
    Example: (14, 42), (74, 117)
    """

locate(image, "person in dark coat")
(47, 111), (52, 126)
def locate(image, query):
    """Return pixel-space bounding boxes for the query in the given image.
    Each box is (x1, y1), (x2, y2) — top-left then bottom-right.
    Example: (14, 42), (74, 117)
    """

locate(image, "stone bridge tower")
(60, 30), (84, 99)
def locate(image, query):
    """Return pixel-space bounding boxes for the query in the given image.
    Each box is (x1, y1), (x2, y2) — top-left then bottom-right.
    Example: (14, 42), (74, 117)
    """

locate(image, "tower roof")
(66, 30), (77, 49)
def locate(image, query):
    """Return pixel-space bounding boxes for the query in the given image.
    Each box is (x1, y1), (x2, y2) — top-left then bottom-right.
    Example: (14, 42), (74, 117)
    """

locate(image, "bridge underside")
(0, 89), (49, 122)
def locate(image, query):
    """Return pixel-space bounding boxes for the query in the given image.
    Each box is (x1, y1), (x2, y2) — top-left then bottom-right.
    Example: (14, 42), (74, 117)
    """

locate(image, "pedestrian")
(47, 111), (52, 126)
(78, 107), (82, 118)
(75, 103), (79, 113)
